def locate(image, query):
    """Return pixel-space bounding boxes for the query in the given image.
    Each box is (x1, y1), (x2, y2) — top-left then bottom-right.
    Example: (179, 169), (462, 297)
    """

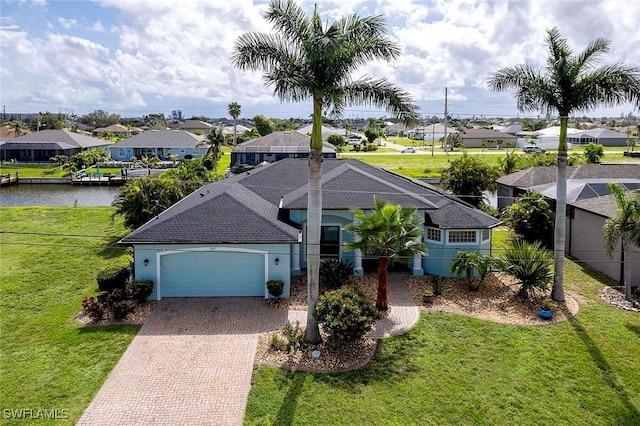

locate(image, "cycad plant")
(497, 240), (553, 299)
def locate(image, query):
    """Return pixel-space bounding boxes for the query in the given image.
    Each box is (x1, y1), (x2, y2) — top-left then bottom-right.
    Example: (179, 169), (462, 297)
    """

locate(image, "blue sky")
(1, 0), (639, 120)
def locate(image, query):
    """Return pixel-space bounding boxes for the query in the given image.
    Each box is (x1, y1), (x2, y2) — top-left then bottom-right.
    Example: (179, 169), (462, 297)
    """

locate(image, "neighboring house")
(516, 126), (580, 150)
(385, 123), (411, 136)
(568, 128), (630, 147)
(0, 129), (108, 162)
(93, 124), (142, 137)
(230, 131), (337, 166)
(457, 128), (517, 148)
(496, 164), (640, 210)
(123, 158), (501, 299)
(179, 120), (213, 134)
(568, 192), (639, 286)
(406, 124), (458, 141)
(493, 123), (523, 134)
(109, 130), (207, 161)
(222, 124), (253, 136)
(0, 125), (22, 139)
(295, 124), (346, 140)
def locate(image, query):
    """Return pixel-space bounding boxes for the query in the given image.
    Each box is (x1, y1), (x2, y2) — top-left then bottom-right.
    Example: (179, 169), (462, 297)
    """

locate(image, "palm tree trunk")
(551, 116), (568, 302)
(623, 239), (633, 302)
(305, 96), (324, 344)
(233, 119), (237, 148)
(377, 256), (389, 310)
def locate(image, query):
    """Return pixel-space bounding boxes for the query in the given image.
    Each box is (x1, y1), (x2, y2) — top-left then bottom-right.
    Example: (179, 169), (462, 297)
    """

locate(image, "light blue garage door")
(160, 251), (265, 297)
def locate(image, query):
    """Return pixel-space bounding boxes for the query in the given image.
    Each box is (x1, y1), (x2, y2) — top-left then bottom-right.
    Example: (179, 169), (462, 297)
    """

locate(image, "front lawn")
(245, 237), (640, 425)
(0, 207), (138, 424)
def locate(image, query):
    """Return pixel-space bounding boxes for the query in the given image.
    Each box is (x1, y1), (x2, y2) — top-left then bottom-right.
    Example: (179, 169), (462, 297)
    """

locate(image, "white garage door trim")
(155, 247), (269, 300)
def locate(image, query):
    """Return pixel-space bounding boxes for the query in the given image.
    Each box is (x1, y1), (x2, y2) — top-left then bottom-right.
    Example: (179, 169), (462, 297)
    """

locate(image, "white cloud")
(90, 20), (105, 32)
(58, 17), (77, 29)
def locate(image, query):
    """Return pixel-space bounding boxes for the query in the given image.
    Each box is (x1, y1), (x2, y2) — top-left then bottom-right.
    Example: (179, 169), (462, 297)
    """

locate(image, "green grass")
(245, 229), (640, 425)
(0, 207), (139, 424)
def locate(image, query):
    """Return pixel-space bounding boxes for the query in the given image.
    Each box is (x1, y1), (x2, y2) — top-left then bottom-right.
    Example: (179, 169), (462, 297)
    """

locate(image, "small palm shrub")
(315, 286), (378, 343)
(266, 279), (285, 300)
(96, 262), (131, 292)
(131, 279), (154, 303)
(496, 240), (553, 299)
(450, 251), (492, 290)
(319, 258), (354, 290)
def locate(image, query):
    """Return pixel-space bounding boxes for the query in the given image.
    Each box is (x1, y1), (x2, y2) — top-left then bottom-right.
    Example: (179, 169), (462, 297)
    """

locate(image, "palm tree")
(9, 120), (27, 137)
(488, 27), (640, 302)
(206, 126), (225, 170)
(497, 240), (553, 299)
(227, 102), (241, 147)
(603, 183), (640, 302)
(345, 197), (425, 310)
(233, 0), (417, 342)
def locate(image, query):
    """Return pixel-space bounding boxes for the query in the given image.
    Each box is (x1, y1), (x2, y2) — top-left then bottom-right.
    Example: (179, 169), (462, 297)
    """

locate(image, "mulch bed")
(75, 301), (157, 326)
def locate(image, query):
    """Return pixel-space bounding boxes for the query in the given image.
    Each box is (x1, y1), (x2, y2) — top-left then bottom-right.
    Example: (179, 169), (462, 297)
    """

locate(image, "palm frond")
(232, 32), (297, 73)
(341, 77), (419, 123)
(573, 64), (640, 111)
(264, 0), (311, 45)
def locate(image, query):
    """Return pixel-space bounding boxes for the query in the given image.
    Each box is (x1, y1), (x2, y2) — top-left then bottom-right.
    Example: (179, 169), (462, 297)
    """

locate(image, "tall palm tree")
(206, 126), (225, 170)
(227, 102), (241, 147)
(9, 120), (27, 137)
(345, 197), (425, 310)
(233, 0), (417, 342)
(603, 183), (640, 302)
(488, 27), (640, 302)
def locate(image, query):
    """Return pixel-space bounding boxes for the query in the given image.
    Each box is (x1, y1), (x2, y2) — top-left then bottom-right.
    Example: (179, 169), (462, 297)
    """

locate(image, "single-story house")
(493, 123), (523, 134)
(109, 130), (207, 161)
(568, 192), (639, 286)
(123, 158), (501, 299)
(93, 124), (143, 137)
(568, 128), (631, 147)
(385, 123), (411, 136)
(295, 124), (346, 140)
(515, 126), (580, 150)
(222, 124), (253, 136)
(178, 120), (214, 133)
(0, 129), (108, 162)
(406, 124), (458, 141)
(0, 125), (21, 139)
(230, 131), (337, 167)
(496, 164), (640, 210)
(457, 128), (517, 148)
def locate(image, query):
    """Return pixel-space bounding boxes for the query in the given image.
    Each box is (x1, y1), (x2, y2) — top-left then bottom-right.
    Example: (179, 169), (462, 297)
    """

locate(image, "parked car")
(522, 145), (547, 154)
(401, 147), (417, 153)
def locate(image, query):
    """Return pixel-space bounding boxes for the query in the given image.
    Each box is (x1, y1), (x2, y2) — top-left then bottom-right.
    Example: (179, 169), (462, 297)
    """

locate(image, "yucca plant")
(497, 240), (553, 299)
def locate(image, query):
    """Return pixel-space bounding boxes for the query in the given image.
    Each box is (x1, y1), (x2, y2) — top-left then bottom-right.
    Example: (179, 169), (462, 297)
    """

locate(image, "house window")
(320, 225), (340, 258)
(118, 148), (126, 157)
(192, 148), (198, 154)
(481, 229), (490, 242)
(448, 230), (477, 243)
(180, 148), (186, 153)
(426, 227), (441, 242)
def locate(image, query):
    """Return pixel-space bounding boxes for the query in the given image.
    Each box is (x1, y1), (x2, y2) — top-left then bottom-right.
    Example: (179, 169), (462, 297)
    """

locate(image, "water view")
(0, 184), (120, 207)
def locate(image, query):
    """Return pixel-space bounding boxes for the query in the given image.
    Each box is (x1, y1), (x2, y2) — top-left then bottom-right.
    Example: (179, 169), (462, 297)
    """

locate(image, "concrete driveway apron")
(78, 298), (287, 426)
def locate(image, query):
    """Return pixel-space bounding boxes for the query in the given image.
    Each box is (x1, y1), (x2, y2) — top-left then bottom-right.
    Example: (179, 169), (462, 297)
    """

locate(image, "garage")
(159, 249), (266, 297)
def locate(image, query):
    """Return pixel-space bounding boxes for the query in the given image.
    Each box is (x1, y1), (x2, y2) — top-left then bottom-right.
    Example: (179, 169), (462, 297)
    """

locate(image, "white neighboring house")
(516, 126), (579, 150)
(295, 124), (346, 140)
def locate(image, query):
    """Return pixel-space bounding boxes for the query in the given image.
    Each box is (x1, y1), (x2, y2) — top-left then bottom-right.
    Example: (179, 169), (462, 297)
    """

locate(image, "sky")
(1, 0), (639, 121)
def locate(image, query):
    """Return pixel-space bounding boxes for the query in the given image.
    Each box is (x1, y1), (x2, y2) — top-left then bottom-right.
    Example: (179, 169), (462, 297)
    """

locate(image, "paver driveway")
(78, 298), (287, 426)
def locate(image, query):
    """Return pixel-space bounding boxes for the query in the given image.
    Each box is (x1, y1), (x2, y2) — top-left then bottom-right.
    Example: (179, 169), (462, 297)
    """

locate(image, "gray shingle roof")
(233, 131), (336, 153)
(569, 190), (639, 218)
(111, 130), (204, 148)
(459, 128), (517, 140)
(497, 164), (640, 188)
(123, 158), (501, 244)
(2, 129), (106, 149)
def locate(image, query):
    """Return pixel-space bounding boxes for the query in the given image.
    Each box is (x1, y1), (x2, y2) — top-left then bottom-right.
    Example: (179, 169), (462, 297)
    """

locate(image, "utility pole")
(443, 87), (448, 152)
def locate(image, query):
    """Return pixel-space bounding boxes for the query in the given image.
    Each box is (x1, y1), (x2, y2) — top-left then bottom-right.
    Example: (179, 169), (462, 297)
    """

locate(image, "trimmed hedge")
(96, 263), (131, 292)
(131, 279), (154, 303)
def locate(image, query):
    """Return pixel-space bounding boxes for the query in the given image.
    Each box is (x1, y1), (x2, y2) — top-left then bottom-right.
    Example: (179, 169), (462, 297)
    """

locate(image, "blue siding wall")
(424, 237), (491, 277)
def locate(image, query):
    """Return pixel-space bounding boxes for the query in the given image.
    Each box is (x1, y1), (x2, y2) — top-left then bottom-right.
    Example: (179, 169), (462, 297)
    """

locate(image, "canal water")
(0, 184), (120, 207)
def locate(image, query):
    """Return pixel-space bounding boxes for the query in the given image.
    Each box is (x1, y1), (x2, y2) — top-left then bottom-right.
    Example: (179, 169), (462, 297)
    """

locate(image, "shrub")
(432, 276), (445, 296)
(266, 279), (285, 300)
(319, 258), (353, 290)
(82, 296), (104, 321)
(282, 321), (306, 352)
(269, 333), (288, 352)
(496, 240), (553, 299)
(111, 300), (132, 321)
(315, 286), (378, 343)
(131, 279), (154, 303)
(97, 262), (131, 292)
